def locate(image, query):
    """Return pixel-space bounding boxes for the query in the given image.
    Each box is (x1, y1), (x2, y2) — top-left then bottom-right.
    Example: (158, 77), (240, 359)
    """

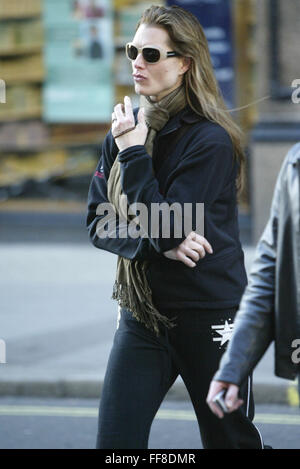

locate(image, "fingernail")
(226, 400), (233, 408)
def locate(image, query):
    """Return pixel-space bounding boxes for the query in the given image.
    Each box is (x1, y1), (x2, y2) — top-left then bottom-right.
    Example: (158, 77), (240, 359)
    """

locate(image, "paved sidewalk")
(0, 241), (297, 404)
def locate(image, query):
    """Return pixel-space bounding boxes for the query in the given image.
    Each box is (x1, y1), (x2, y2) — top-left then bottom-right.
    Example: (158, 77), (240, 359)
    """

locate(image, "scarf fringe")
(111, 280), (177, 336)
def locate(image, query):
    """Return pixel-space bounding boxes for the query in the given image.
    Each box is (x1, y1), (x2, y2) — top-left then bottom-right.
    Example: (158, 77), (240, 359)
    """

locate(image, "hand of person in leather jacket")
(206, 380), (243, 419)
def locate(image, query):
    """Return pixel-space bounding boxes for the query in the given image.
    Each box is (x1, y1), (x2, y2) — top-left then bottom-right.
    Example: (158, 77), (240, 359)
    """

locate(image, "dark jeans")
(96, 306), (264, 449)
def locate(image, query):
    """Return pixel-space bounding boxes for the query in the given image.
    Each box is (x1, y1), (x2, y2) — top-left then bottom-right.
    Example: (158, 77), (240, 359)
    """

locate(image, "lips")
(133, 74), (147, 80)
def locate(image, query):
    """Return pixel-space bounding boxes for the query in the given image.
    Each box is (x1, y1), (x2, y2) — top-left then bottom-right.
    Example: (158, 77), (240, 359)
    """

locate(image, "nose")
(133, 52), (146, 69)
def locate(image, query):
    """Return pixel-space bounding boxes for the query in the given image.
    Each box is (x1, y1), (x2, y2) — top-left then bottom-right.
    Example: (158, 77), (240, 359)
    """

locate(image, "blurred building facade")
(0, 0), (299, 244)
(249, 0), (300, 242)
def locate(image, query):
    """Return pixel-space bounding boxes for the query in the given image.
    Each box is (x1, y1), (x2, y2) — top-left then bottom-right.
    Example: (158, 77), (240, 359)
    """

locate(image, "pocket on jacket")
(146, 246), (247, 307)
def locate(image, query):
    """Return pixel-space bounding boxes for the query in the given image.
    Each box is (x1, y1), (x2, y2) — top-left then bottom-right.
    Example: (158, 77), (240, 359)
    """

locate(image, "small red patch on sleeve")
(94, 170), (104, 179)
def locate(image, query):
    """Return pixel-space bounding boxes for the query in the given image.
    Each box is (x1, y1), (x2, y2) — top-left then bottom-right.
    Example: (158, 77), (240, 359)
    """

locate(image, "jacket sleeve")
(86, 130), (161, 261)
(117, 139), (236, 253)
(213, 155), (290, 386)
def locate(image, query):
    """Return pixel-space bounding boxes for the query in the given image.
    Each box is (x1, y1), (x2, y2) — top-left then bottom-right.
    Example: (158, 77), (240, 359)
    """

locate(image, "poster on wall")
(43, 0), (113, 123)
(167, 0), (235, 109)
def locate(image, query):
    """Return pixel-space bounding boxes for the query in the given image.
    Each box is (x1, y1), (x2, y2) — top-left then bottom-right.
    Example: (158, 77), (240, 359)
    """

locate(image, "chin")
(134, 85), (147, 96)
(134, 83), (157, 97)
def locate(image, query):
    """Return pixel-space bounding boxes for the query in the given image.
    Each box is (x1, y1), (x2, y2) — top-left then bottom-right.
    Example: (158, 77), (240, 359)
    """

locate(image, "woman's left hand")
(163, 231), (213, 267)
(112, 96), (148, 152)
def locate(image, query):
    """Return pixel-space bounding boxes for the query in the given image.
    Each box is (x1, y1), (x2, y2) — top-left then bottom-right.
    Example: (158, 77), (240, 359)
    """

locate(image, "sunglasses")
(126, 42), (181, 64)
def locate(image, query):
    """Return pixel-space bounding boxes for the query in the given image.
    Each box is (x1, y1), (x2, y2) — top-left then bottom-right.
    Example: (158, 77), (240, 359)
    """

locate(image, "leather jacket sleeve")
(213, 156), (290, 386)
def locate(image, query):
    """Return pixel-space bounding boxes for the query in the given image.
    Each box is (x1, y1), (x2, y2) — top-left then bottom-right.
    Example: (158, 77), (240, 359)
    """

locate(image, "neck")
(148, 84), (183, 104)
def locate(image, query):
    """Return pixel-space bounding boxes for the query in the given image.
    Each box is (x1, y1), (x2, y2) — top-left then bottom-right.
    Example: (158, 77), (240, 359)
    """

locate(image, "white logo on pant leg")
(211, 320), (234, 347)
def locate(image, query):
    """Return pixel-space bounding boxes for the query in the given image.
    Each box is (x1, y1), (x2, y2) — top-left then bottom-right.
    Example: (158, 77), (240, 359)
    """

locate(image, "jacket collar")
(158, 105), (203, 137)
(289, 142), (300, 166)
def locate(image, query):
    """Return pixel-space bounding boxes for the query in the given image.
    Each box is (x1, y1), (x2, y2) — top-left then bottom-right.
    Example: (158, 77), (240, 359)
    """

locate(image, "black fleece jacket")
(86, 105), (247, 311)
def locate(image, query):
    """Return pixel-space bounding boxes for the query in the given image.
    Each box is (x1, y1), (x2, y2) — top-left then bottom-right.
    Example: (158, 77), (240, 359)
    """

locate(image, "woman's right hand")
(162, 231), (213, 267)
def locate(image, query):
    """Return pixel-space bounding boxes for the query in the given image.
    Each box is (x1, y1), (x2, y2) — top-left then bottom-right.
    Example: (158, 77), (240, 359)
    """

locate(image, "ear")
(179, 57), (191, 75)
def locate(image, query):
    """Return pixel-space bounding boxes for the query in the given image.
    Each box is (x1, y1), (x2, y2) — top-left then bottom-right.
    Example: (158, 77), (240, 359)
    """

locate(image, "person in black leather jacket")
(207, 142), (300, 418)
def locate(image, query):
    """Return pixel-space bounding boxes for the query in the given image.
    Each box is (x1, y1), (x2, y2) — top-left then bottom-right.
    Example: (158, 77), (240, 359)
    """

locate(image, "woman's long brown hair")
(136, 4), (246, 195)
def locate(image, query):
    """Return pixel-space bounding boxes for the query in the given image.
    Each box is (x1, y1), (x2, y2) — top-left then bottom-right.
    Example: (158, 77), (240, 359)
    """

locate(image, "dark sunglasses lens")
(127, 44), (138, 60)
(143, 48), (160, 63)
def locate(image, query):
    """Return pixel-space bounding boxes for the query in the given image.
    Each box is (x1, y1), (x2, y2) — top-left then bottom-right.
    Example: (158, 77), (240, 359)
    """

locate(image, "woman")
(87, 5), (264, 449)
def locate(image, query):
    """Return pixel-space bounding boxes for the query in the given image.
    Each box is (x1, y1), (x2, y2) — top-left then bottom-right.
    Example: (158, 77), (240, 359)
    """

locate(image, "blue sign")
(167, 0), (235, 109)
(43, 0), (114, 123)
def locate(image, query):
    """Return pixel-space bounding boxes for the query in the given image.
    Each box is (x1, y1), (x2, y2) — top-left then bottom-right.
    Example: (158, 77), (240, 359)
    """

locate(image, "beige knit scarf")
(107, 85), (187, 335)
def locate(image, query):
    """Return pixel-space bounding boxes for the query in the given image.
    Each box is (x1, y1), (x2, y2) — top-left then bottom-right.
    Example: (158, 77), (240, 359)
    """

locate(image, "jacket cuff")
(213, 368), (242, 386)
(118, 145), (146, 162)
